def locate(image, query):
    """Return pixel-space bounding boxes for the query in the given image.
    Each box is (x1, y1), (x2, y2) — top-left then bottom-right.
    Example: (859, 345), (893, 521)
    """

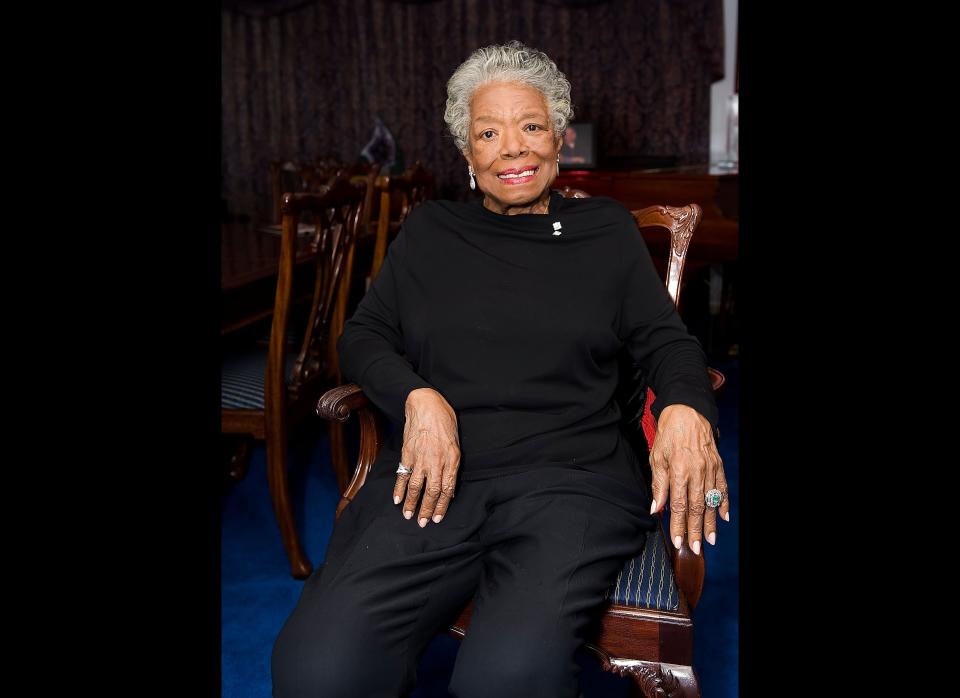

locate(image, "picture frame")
(559, 121), (596, 169)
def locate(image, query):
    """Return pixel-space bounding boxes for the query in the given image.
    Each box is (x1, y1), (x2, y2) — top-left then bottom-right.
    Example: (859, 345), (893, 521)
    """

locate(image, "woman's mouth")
(497, 166), (539, 185)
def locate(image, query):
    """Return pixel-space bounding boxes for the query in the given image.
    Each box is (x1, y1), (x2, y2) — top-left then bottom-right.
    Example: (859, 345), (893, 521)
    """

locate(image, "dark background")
(221, 0), (725, 223)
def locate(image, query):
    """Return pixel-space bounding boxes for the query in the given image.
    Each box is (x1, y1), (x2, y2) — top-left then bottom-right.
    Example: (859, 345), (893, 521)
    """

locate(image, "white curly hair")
(444, 40), (574, 153)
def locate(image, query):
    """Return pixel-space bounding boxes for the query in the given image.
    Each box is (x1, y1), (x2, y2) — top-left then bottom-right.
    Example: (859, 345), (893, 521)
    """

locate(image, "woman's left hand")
(649, 404), (730, 554)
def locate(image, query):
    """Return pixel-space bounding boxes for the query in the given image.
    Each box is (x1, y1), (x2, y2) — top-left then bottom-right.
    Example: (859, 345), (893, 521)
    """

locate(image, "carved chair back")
(276, 177), (366, 402)
(222, 175), (366, 579)
(270, 157), (357, 224)
(632, 205), (700, 309)
(368, 162), (435, 283)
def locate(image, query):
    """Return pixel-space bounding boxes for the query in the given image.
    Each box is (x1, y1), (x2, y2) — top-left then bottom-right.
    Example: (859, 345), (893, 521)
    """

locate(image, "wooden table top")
(221, 222), (323, 336)
(221, 222), (317, 292)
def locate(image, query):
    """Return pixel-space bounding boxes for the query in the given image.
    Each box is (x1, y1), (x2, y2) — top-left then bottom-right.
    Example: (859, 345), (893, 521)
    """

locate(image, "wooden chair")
(327, 163), (381, 374)
(323, 164), (385, 497)
(222, 175), (366, 579)
(269, 161), (311, 225)
(269, 157), (351, 224)
(264, 159), (378, 494)
(316, 199), (721, 696)
(368, 161), (434, 284)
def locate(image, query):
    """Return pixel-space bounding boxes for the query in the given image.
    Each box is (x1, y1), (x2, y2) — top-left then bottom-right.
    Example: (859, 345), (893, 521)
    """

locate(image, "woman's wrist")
(406, 387), (441, 412)
(659, 403), (719, 440)
(407, 387), (438, 401)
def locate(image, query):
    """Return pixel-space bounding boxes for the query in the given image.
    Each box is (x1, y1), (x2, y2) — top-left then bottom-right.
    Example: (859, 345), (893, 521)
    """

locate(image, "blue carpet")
(221, 359), (739, 697)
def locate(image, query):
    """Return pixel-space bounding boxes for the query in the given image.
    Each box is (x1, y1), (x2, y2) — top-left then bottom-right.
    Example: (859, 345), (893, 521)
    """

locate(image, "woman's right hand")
(394, 388), (461, 527)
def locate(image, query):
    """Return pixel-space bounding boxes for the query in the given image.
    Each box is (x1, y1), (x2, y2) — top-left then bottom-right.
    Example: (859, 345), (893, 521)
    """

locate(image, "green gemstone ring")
(705, 489), (723, 508)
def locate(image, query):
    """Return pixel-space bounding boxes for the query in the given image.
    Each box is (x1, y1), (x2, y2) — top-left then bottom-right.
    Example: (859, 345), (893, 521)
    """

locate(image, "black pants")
(272, 462), (654, 698)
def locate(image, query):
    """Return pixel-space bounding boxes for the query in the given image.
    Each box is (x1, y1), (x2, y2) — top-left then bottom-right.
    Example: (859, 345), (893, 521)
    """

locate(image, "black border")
(89, 7), (222, 693)
(737, 2), (894, 691)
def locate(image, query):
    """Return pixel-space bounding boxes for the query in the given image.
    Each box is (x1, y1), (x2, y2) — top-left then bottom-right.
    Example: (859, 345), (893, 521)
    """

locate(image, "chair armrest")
(661, 366), (722, 610)
(316, 382), (371, 421)
(708, 366), (725, 396)
(316, 383), (385, 519)
(665, 520), (705, 610)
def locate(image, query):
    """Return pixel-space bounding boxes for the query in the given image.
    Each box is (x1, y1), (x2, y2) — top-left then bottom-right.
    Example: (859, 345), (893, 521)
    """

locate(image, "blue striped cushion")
(221, 348), (297, 410)
(607, 528), (680, 611)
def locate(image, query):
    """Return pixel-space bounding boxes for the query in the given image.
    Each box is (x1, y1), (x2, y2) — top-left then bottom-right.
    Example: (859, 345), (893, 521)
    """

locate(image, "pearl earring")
(468, 165), (476, 190)
(556, 155), (560, 176)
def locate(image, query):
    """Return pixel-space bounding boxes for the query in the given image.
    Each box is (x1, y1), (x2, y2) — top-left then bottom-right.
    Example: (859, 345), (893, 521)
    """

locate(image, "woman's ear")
(462, 150), (474, 170)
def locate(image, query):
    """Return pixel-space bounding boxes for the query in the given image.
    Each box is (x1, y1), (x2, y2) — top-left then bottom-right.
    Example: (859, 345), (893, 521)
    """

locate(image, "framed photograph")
(559, 122), (596, 168)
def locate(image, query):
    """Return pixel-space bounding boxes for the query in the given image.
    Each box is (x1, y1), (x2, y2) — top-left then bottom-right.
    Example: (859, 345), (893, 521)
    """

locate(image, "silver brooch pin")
(552, 221), (562, 236)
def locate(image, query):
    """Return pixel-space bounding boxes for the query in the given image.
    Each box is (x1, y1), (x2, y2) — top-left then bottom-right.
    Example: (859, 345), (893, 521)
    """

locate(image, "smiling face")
(463, 81), (563, 215)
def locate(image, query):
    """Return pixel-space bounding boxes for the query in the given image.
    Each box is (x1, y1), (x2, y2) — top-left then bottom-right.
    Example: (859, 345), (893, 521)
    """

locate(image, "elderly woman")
(272, 41), (729, 698)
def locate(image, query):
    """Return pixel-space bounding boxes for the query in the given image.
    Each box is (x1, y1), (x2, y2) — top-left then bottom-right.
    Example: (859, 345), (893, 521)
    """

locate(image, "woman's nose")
(500, 129), (528, 158)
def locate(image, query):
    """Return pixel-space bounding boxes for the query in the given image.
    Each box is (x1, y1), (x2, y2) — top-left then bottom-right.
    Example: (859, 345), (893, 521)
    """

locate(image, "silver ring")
(705, 489), (723, 508)
(396, 463), (412, 476)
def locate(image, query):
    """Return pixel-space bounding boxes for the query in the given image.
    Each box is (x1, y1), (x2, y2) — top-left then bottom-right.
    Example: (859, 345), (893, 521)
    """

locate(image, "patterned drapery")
(222, 0), (724, 222)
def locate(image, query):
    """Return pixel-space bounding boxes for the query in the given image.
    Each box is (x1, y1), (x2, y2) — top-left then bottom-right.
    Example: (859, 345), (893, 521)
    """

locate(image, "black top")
(337, 190), (718, 488)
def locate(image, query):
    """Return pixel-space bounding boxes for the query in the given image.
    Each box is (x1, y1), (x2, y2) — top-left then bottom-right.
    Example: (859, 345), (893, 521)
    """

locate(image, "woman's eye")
(524, 124), (543, 132)
(481, 130), (495, 139)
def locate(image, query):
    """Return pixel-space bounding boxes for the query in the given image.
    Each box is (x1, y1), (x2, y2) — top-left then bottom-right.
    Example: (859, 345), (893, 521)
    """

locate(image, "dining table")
(221, 222), (319, 336)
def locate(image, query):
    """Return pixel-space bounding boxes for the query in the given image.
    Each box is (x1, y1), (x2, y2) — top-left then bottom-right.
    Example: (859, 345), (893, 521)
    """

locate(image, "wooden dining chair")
(269, 157), (349, 224)
(317, 198), (723, 695)
(327, 163), (381, 376)
(270, 161), (309, 225)
(368, 161), (434, 284)
(222, 175), (366, 579)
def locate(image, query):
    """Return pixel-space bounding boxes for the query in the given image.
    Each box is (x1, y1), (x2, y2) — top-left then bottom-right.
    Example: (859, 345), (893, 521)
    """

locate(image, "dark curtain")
(222, 0), (724, 222)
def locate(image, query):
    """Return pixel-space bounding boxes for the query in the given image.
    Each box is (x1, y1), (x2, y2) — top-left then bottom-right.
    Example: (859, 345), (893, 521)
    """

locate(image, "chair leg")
(606, 660), (700, 698)
(328, 420), (350, 494)
(264, 432), (312, 579)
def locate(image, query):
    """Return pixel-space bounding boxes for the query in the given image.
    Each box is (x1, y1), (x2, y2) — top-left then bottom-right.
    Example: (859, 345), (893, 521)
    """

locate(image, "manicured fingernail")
(649, 499), (657, 515)
(432, 514), (443, 523)
(403, 510), (413, 520)
(723, 511), (730, 522)
(691, 540), (701, 555)
(418, 517), (428, 528)
(674, 535), (682, 549)
(707, 532), (716, 545)
(393, 496), (400, 505)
